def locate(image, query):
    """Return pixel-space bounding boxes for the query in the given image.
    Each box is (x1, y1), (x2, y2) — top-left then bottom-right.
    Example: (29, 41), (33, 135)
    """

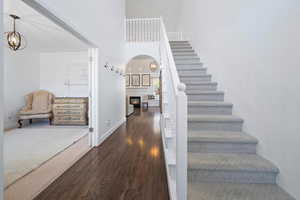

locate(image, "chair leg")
(49, 117), (52, 125)
(18, 120), (23, 128)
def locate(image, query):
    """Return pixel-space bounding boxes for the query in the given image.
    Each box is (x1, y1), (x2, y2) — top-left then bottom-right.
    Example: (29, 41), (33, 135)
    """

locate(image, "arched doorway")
(125, 55), (161, 117)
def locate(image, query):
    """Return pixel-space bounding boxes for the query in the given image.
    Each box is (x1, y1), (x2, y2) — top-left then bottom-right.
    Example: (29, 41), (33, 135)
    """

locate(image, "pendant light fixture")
(5, 14), (26, 51)
(149, 62), (158, 72)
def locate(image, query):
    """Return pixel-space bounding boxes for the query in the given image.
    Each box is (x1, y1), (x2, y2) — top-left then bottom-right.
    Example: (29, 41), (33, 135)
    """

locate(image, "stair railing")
(125, 18), (161, 42)
(124, 17), (187, 200)
(159, 17), (188, 200)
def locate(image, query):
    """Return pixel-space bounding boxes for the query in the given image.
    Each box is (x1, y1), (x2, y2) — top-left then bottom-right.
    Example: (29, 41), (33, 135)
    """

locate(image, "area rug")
(4, 123), (88, 187)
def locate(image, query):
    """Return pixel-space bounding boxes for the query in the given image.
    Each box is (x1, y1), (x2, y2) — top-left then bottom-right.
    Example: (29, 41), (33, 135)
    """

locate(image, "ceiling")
(3, 0), (89, 52)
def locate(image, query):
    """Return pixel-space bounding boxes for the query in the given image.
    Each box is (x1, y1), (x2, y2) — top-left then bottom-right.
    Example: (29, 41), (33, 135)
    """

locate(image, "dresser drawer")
(53, 109), (86, 116)
(54, 98), (88, 104)
(53, 104), (87, 110)
(53, 115), (87, 125)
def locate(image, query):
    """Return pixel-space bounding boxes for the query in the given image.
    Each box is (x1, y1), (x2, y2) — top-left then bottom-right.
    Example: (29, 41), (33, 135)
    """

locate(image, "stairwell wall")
(177, 0), (300, 198)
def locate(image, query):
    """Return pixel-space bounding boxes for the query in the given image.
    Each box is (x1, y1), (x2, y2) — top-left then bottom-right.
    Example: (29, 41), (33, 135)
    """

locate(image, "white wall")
(4, 50), (40, 129)
(34, 0), (126, 143)
(40, 52), (89, 97)
(124, 42), (160, 65)
(126, 0), (181, 31)
(177, 0), (300, 198)
(0, 0), (4, 198)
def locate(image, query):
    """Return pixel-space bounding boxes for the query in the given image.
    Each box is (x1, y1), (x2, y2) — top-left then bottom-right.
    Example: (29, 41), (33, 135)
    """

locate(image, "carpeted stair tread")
(188, 182), (295, 200)
(188, 153), (279, 173)
(188, 101), (232, 107)
(186, 91), (224, 96)
(180, 74), (210, 77)
(188, 115), (243, 123)
(188, 131), (258, 144)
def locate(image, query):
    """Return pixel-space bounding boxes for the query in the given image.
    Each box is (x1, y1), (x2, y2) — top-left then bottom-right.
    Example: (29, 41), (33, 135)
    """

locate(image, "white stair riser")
(188, 121), (243, 132)
(188, 142), (257, 154)
(188, 105), (232, 115)
(187, 93), (224, 101)
(186, 84), (217, 91)
(188, 170), (277, 184)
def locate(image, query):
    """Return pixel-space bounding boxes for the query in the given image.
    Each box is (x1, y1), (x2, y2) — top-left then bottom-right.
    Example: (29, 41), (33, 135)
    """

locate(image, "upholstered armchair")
(18, 90), (54, 128)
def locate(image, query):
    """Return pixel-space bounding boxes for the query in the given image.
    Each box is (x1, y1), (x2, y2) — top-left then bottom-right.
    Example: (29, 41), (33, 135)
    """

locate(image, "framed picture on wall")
(131, 74), (140, 86)
(142, 74), (151, 87)
(126, 74), (130, 87)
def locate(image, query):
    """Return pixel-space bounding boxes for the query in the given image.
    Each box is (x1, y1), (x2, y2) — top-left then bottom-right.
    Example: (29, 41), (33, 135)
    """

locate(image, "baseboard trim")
(97, 118), (126, 146)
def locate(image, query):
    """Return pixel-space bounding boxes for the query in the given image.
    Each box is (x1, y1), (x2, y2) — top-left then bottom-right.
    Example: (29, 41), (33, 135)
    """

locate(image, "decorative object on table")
(126, 74), (130, 87)
(131, 74), (140, 86)
(5, 14), (27, 51)
(142, 74), (151, 86)
(52, 97), (88, 125)
(142, 95), (149, 109)
(149, 62), (158, 72)
(18, 90), (54, 128)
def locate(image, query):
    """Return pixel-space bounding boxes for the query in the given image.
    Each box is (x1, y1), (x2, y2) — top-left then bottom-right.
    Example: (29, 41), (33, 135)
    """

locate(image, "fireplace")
(130, 96), (141, 108)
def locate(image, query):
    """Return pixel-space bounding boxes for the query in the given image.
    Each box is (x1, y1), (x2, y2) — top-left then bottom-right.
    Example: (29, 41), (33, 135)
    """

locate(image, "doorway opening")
(2, 0), (98, 199)
(125, 55), (161, 117)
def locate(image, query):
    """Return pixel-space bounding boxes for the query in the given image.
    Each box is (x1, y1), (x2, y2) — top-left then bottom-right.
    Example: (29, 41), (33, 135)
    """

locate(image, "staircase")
(170, 41), (295, 200)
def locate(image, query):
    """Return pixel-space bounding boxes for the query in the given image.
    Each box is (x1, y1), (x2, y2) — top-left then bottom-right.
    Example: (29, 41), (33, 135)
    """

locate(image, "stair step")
(188, 153), (279, 184)
(188, 101), (233, 115)
(176, 64), (204, 71)
(171, 46), (193, 50)
(186, 82), (218, 91)
(173, 52), (198, 56)
(173, 54), (198, 59)
(169, 41), (189, 44)
(178, 69), (207, 76)
(180, 74), (212, 83)
(175, 60), (201, 65)
(172, 49), (195, 53)
(170, 44), (191, 48)
(188, 115), (243, 131)
(174, 57), (200, 62)
(188, 182), (295, 200)
(186, 91), (224, 102)
(188, 131), (258, 153)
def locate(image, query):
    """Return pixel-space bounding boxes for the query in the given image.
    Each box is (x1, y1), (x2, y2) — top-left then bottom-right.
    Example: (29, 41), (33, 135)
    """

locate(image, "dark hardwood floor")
(35, 108), (169, 200)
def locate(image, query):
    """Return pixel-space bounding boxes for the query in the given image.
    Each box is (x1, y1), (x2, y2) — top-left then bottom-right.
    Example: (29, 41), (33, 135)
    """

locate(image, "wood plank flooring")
(34, 108), (169, 200)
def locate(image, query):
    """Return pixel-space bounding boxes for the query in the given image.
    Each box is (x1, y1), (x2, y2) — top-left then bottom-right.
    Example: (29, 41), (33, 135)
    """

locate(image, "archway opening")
(125, 55), (161, 117)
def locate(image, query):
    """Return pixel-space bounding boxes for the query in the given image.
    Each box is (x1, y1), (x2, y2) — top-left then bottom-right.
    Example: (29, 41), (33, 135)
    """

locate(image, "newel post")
(176, 82), (187, 200)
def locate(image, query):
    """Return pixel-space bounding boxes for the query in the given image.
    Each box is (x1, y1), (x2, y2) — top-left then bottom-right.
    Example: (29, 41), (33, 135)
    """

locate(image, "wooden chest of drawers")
(52, 97), (88, 125)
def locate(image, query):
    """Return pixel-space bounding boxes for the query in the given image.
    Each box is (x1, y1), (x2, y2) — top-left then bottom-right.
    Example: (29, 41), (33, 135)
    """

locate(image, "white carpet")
(4, 123), (88, 187)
